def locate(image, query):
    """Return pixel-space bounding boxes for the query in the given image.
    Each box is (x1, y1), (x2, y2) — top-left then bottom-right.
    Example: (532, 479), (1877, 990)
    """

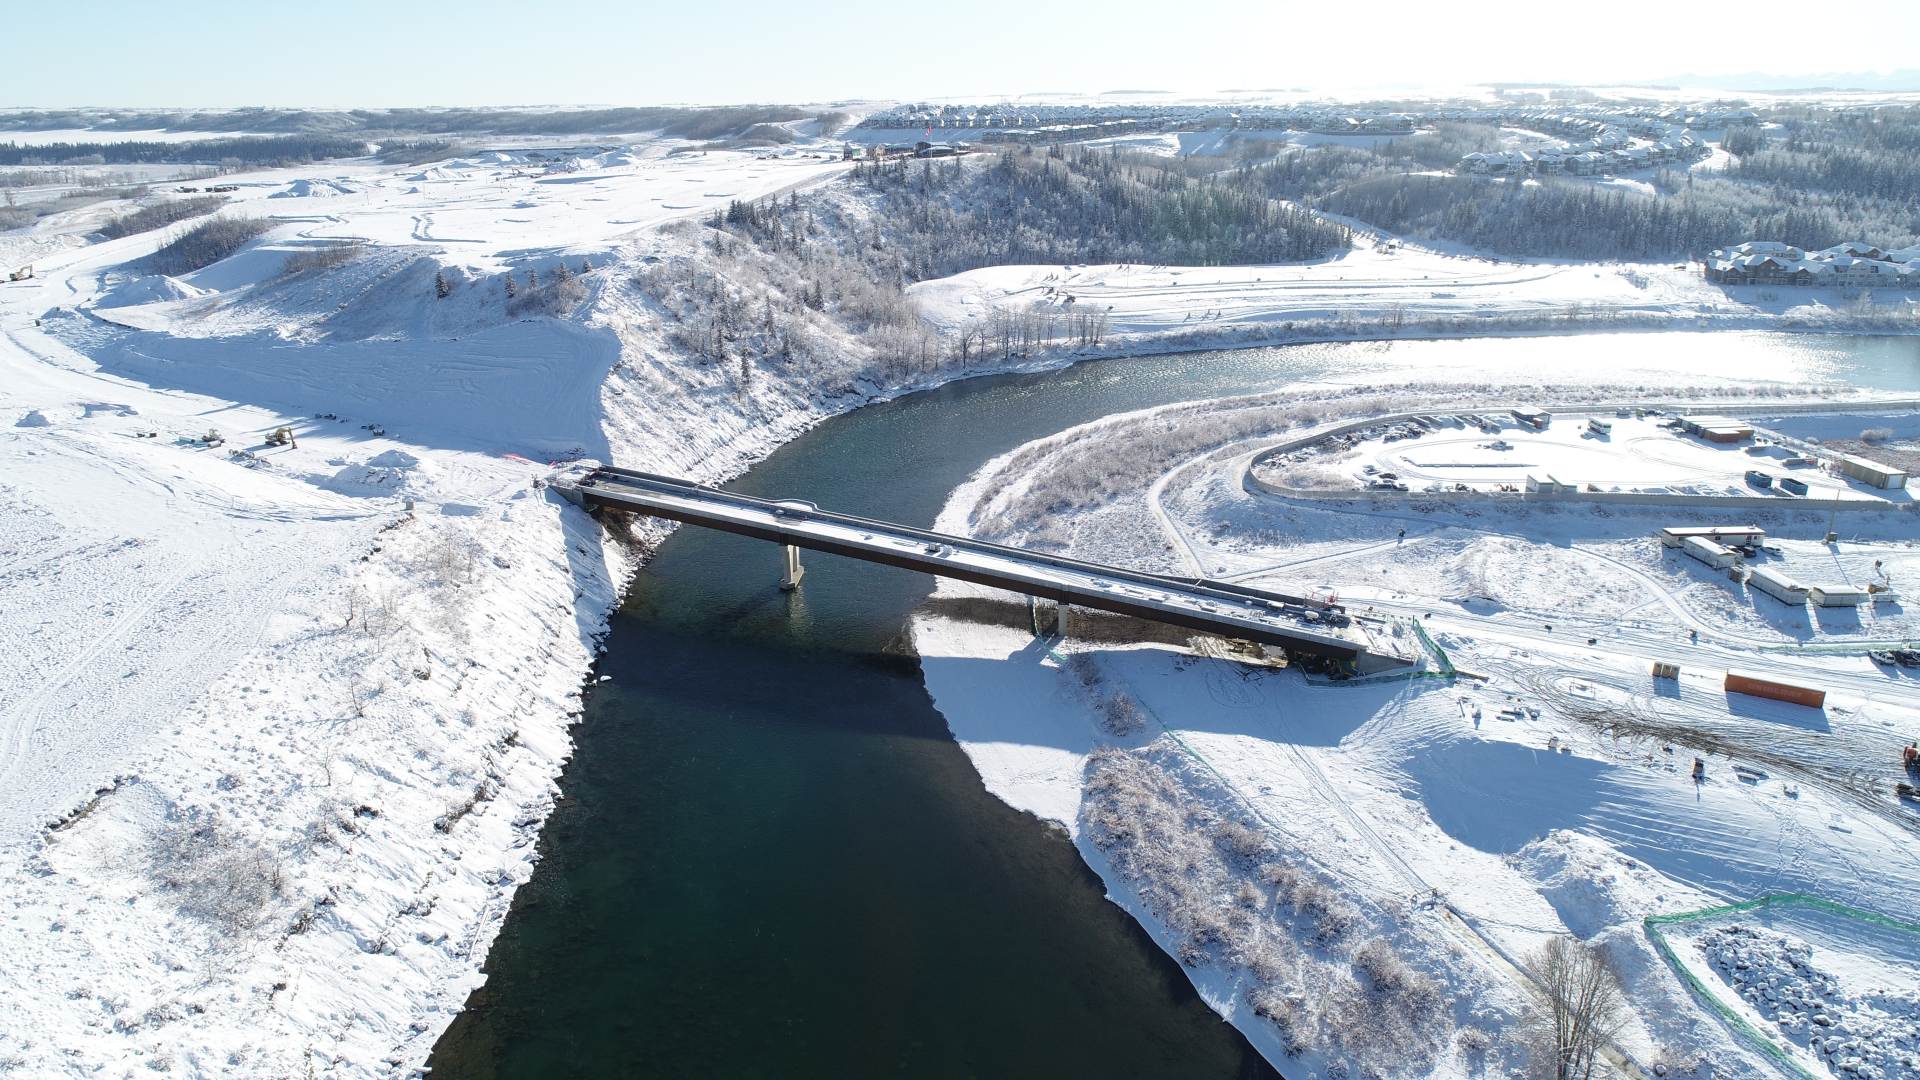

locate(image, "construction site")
(1253, 403), (1916, 510)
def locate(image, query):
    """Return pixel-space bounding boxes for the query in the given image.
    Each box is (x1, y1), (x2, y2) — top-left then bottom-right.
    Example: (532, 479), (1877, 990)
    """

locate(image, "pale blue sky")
(3, 0), (1917, 107)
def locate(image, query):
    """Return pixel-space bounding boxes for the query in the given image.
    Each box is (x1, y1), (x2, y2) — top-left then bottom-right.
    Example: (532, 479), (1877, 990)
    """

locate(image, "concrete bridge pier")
(778, 544), (805, 591)
(1028, 595), (1065, 638)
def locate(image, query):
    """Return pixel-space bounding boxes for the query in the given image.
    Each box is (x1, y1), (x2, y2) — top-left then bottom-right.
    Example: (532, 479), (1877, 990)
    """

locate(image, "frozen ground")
(915, 388), (1920, 1079)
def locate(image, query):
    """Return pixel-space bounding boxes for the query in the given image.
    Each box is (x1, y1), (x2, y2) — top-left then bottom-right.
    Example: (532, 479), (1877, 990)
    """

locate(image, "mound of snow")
(14, 409), (52, 428)
(269, 178), (358, 199)
(1510, 830), (1676, 937)
(94, 274), (209, 309)
(315, 449), (433, 497)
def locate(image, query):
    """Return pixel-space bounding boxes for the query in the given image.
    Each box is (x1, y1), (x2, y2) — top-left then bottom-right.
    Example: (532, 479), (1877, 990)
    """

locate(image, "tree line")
(0, 105), (809, 141)
(0, 135), (369, 168)
(849, 145), (1353, 275)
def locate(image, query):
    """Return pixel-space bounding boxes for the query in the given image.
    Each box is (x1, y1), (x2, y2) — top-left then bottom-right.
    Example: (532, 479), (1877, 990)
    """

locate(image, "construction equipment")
(6, 265), (32, 282)
(264, 426), (294, 447)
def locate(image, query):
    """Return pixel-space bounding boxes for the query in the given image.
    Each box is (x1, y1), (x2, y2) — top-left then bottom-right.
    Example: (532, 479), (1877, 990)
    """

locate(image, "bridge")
(557, 466), (1410, 673)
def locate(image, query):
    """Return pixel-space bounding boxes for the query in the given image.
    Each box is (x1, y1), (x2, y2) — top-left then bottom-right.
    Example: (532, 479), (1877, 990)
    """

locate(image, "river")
(428, 331), (1917, 1078)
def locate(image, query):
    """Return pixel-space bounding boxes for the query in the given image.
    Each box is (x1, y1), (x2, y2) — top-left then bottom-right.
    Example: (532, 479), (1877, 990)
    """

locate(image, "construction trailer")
(1725, 670), (1826, 708)
(1652, 661), (1680, 679)
(1679, 416), (1754, 443)
(1780, 477), (1809, 496)
(1832, 452), (1908, 490)
(1745, 469), (1773, 489)
(1746, 566), (1809, 604)
(1511, 407), (1551, 429)
(1808, 584), (1873, 608)
(1587, 418), (1613, 435)
(1682, 536), (1737, 569)
(1659, 525), (1765, 549)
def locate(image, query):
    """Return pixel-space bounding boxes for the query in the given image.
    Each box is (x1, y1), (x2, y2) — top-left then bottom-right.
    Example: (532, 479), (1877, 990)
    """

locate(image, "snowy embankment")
(912, 386), (1920, 1079)
(0, 142), (930, 1078)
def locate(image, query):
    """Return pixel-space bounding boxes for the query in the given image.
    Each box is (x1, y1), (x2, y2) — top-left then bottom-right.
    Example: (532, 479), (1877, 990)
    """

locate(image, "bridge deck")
(563, 466), (1404, 668)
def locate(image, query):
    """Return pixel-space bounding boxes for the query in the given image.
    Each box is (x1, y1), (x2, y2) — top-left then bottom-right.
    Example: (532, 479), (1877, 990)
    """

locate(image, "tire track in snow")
(0, 563), (194, 787)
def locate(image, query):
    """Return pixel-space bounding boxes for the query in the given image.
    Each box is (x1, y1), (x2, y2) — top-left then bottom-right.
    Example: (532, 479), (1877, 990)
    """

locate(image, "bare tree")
(1529, 935), (1629, 1080)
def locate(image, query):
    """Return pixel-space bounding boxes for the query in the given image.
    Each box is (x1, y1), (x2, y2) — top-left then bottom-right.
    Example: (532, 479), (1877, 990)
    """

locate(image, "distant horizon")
(4, 74), (1920, 119)
(4, 0), (1917, 110)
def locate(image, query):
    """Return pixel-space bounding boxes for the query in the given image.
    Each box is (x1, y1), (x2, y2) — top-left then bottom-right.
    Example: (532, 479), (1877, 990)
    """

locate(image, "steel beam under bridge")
(560, 465), (1398, 669)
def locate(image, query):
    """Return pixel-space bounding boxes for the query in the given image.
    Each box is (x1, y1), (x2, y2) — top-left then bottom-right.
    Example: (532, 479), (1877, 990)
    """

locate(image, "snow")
(908, 246), (1919, 354)
(269, 178), (362, 199)
(1682, 920), (1920, 1078)
(0, 130), (882, 1079)
(6, 108), (1920, 1078)
(1294, 412), (1913, 504)
(914, 384), (1920, 1079)
(93, 274), (208, 308)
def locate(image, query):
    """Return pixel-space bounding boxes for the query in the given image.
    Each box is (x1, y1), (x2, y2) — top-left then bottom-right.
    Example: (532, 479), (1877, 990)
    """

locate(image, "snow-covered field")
(907, 244), (1919, 351)
(915, 389), (1920, 1078)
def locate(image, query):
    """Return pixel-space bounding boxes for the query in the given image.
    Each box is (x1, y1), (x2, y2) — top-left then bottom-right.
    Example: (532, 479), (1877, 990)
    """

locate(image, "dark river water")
(428, 332), (1917, 1078)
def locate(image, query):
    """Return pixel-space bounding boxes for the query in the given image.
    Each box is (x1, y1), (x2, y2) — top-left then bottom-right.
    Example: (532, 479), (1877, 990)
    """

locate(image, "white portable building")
(1682, 536), (1736, 569)
(1746, 567), (1808, 604)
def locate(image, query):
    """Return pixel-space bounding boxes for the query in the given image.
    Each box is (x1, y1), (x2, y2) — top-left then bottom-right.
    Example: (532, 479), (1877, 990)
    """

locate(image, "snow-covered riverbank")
(913, 386), (1920, 1079)
(0, 141), (997, 1077)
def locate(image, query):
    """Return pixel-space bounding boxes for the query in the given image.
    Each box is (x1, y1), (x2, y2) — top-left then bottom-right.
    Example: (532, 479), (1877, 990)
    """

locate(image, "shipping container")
(1779, 477), (1808, 496)
(1832, 453), (1907, 491)
(1725, 671), (1825, 708)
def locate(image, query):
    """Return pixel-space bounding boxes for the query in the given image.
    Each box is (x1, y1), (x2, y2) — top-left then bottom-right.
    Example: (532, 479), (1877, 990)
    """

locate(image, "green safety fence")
(1642, 893), (1920, 1079)
(1408, 618), (1456, 676)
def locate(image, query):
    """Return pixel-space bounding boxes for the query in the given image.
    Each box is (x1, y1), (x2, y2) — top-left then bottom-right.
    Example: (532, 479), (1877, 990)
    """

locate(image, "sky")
(3, 0), (1918, 108)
